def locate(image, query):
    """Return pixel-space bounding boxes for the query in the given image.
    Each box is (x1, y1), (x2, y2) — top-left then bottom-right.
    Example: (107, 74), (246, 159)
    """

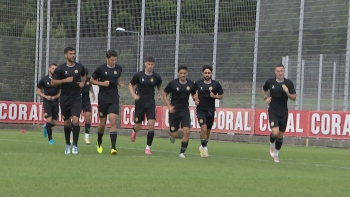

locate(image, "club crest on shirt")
(105, 72), (108, 75)
(86, 82), (89, 85)
(272, 85), (275, 89)
(74, 69), (78, 74)
(142, 78), (144, 82)
(176, 87), (179, 91)
(114, 70), (117, 75)
(150, 78), (154, 82)
(65, 71), (68, 74)
(209, 86), (213, 91)
(186, 86), (190, 91)
(47, 82), (50, 86)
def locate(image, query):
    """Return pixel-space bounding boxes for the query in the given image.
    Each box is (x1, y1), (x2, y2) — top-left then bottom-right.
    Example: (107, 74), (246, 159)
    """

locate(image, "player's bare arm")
(157, 85), (162, 100)
(36, 88), (49, 100)
(89, 85), (95, 101)
(261, 88), (271, 104)
(128, 83), (139, 101)
(210, 91), (223, 100)
(78, 75), (87, 88)
(163, 92), (175, 113)
(118, 77), (124, 88)
(90, 77), (110, 87)
(282, 84), (296, 101)
(51, 77), (73, 86)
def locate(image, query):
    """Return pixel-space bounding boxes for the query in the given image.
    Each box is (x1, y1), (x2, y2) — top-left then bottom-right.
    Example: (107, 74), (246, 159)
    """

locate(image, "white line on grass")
(1, 138), (350, 170)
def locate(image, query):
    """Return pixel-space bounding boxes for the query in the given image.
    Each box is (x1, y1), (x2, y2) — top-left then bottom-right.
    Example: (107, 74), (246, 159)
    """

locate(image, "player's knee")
(170, 131), (178, 137)
(85, 114), (91, 123)
(134, 123), (142, 131)
(278, 131), (284, 138)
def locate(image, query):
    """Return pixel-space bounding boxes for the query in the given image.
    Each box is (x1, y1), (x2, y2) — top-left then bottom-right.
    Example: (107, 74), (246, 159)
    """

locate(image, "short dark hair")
(202, 65), (213, 72)
(49, 63), (57, 67)
(144, 56), (155, 63)
(275, 64), (284, 68)
(84, 67), (89, 76)
(178, 65), (187, 72)
(64, 47), (75, 54)
(106, 49), (118, 58)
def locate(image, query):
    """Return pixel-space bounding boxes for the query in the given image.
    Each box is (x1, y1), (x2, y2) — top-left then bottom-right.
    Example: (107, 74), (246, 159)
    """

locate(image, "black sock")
(147, 131), (154, 146)
(270, 133), (277, 144)
(64, 126), (71, 145)
(97, 131), (104, 146)
(85, 123), (91, 134)
(72, 124), (80, 146)
(110, 131), (117, 149)
(275, 137), (283, 150)
(201, 139), (208, 147)
(180, 141), (189, 153)
(46, 122), (53, 140)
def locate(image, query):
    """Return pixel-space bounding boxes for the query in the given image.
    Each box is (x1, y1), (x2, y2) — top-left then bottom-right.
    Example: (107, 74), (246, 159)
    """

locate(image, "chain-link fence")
(1, 0), (349, 111)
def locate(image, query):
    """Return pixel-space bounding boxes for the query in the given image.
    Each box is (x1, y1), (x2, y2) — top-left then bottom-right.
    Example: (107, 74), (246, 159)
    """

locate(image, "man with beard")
(193, 65), (224, 158)
(261, 64), (296, 163)
(37, 63), (61, 144)
(163, 66), (196, 158)
(51, 47), (86, 154)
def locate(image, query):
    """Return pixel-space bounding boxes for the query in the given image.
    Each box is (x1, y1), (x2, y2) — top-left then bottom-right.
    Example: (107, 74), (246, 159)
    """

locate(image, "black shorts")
(82, 100), (91, 113)
(134, 100), (156, 123)
(43, 101), (59, 120)
(169, 109), (191, 132)
(60, 99), (82, 121)
(268, 110), (288, 132)
(98, 100), (120, 118)
(196, 109), (215, 130)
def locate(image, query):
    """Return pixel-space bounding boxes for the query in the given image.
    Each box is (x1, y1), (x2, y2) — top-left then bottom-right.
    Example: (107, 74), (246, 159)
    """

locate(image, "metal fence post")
(251, 0), (261, 109)
(212, 0), (219, 80)
(296, 0), (305, 110)
(174, 0), (181, 79)
(76, 0), (81, 62)
(107, 0), (112, 50)
(139, 0), (146, 71)
(317, 54), (323, 111)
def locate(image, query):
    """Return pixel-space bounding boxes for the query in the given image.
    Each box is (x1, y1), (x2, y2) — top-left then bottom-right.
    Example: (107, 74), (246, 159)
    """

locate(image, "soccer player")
(128, 56), (162, 155)
(163, 66), (196, 158)
(51, 47), (86, 154)
(90, 49), (123, 155)
(37, 63), (60, 145)
(193, 65), (224, 158)
(261, 64), (296, 163)
(81, 67), (95, 144)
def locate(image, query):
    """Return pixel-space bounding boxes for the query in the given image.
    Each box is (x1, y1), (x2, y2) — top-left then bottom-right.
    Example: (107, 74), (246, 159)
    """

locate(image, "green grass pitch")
(0, 130), (349, 197)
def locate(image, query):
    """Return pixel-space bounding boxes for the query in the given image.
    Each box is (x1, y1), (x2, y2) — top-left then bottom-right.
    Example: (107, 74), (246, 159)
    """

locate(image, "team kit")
(37, 47), (296, 162)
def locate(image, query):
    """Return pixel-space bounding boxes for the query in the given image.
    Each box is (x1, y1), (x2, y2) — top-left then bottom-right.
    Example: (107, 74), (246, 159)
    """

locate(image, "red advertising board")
(161, 107), (255, 134)
(0, 101), (103, 126)
(308, 111), (350, 140)
(1, 101), (350, 140)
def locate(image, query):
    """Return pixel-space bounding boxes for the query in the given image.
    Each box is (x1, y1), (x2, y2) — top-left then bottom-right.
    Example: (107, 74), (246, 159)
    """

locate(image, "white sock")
(146, 145), (151, 149)
(203, 146), (208, 151)
(270, 142), (275, 147)
(275, 150), (280, 157)
(85, 133), (89, 138)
